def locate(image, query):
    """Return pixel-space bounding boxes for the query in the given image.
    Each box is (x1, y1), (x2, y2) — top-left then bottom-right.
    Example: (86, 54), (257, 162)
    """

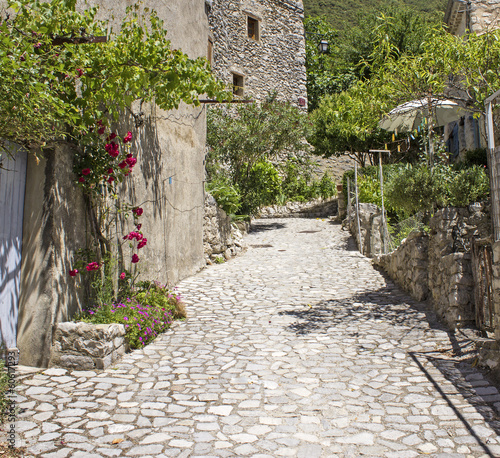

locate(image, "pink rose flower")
(138, 238), (147, 249)
(120, 272), (126, 280)
(76, 68), (83, 77)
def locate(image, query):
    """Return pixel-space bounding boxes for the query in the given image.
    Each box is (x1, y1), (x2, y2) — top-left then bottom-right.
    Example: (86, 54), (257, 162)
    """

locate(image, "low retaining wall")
(373, 203), (490, 330)
(204, 194), (248, 264)
(346, 203), (385, 257)
(49, 322), (127, 370)
(258, 197), (338, 219)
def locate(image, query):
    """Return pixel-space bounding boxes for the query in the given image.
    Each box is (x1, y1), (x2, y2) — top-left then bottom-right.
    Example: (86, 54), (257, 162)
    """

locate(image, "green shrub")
(385, 163), (447, 218)
(463, 148), (488, 167)
(75, 282), (184, 349)
(206, 178), (241, 215)
(447, 165), (490, 207)
(241, 161), (281, 214)
(357, 174), (382, 207)
(318, 172), (337, 199)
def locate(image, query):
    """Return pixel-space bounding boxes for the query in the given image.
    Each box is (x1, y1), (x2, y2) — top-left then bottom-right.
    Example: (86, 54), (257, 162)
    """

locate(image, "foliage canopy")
(0, 0), (227, 149)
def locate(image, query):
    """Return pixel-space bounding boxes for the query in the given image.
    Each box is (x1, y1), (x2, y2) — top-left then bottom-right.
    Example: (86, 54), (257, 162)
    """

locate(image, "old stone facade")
(445, 0), (500, 36)
(208, 0), (308, 107)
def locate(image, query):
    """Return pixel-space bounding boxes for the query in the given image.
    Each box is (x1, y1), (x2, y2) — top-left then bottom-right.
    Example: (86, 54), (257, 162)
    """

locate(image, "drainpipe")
(484, 89), (500, 241)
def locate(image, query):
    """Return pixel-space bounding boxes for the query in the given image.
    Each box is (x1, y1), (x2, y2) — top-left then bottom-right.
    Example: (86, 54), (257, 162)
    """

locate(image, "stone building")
(445, 0), (500, 36)
(0, 0), (212, 366)
(207, 0), (308, 108)
(443, 0), (494, 160)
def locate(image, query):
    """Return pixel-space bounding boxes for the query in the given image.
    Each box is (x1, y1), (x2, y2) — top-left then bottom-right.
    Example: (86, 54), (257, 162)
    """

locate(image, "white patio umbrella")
(379, 97), (471, 167)
(379, 98), (470, 132)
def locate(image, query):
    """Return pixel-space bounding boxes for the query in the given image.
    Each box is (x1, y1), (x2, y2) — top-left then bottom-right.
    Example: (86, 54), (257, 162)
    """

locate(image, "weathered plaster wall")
(209, 0), (307, 107)
(18, 146), (87, 367)
(15, 0), (211, 367)
(82, 0), (210, 284)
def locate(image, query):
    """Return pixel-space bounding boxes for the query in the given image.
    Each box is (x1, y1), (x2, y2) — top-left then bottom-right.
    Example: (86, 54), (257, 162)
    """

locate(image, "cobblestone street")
(10, 218), (500, 457)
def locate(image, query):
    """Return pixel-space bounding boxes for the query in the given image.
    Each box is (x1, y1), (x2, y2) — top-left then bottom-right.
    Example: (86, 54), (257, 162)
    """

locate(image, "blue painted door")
(0, 145), (27, 350)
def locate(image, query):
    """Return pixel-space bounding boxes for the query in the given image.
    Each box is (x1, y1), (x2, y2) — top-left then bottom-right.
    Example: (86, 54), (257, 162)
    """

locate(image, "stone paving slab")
(6, 218), (500, 457)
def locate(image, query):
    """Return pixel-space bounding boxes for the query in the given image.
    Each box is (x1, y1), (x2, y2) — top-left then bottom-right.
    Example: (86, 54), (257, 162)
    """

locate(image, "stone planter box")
(49, 322), (128, 370)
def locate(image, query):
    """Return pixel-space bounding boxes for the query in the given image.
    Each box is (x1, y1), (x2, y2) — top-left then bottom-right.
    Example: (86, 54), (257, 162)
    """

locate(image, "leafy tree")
(309, 81), (392, 166)
(302, 0), (446, 33)
(308, 9), (447, 165)
(0, 0), (227, 150)
(304, 17), (357, 111)
(206, 93), (312, 214)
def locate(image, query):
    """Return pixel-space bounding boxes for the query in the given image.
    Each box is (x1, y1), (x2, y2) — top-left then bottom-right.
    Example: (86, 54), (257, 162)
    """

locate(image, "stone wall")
(258, 197), (337, 219)
(445, 0), (500, 36)
(374, 203), (491, 330)
(208, 0), (307, 108)
(374, 232), (430, 302)
(346, 203), (385, 258)
(49, 322), (127, 370)
(203, 195), (248, 264)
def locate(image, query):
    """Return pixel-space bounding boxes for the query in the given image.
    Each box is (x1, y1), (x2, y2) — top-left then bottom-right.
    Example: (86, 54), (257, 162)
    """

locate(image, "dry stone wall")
(49, 322), (127, 370)
(346, 203), (385, 258)
(373, 202), (491, 330)
(208, 0), (307, 108)
(203, 194), (248, 264)
(258, 197), (337, 219)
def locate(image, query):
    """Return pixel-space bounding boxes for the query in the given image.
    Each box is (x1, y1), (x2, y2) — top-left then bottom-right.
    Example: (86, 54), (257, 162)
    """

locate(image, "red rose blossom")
(126, 157), (137, 168)
(131, 254), (139, 263)
(133, 207), (143, 216)
(82, 168), (91, 176)
(69, 269), (79, 277)
(120, 272), (126, 280)
(123, 131), (133, 143)
(78, 177), (85, 183)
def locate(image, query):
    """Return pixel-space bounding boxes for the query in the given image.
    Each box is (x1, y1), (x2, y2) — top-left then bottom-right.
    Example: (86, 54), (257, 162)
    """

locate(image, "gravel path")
(9, 218), (500, 457)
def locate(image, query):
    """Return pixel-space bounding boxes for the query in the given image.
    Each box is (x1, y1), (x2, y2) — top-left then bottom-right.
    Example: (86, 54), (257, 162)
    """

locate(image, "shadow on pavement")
(279, 288), (500, 457)
(250, 221), (286, 232)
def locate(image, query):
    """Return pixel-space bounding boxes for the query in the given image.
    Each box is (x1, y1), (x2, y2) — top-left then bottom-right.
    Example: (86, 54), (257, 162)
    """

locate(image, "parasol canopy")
(379, 98), (470, 132)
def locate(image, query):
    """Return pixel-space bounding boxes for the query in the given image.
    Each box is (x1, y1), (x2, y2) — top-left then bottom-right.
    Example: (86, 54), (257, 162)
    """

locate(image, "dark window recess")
(208, 38), (213, 66)
(248, 17), (259, 40)
(232, 74), (244, 96)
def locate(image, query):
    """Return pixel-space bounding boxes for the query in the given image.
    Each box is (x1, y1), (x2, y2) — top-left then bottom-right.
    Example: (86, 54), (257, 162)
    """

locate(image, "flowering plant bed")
(74, 281), (186, 349)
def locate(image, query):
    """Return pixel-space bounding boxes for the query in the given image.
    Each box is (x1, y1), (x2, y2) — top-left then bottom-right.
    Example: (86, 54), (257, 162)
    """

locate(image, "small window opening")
(207, 37), (213, 66)
(248, 17), (259, 41)
(232, 73), (244, 96)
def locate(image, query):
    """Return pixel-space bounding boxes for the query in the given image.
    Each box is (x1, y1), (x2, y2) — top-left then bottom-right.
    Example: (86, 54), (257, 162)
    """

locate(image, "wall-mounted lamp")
(304, 31), (329, 54)
(318, 40), (328, 54)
